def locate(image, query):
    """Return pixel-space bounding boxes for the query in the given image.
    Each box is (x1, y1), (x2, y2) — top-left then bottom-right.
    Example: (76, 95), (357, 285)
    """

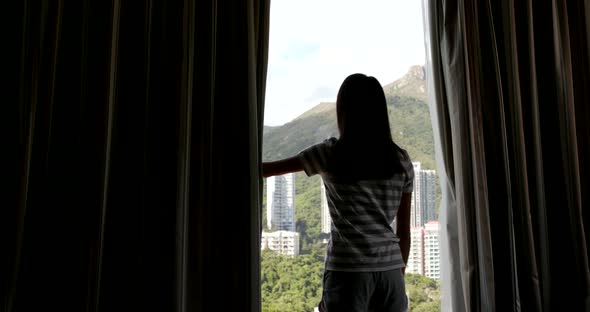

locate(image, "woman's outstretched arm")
(396, 192), (412, 274)
(262, 156), (304, 178)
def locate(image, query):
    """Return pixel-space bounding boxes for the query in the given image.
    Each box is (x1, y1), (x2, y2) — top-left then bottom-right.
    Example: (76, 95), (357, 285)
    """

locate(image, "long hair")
(329, 73), (404, 180)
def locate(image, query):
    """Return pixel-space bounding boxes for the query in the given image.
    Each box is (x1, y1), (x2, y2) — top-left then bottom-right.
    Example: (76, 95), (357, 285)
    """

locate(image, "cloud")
(281, 43), (321, 61)
(264, 0), (426, 126)
(304, 86), (339, 103)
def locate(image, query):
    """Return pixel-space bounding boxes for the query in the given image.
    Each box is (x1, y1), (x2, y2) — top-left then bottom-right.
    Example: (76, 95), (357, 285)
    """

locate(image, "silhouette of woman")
(263, 73), (413, 312)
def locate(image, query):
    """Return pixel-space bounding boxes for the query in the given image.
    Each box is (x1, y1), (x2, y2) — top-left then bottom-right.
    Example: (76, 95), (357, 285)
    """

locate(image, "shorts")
(319, 269), (408, 312)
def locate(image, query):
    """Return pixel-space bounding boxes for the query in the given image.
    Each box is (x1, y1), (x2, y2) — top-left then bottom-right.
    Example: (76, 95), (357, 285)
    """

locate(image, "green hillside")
(263, 65), (434, 169)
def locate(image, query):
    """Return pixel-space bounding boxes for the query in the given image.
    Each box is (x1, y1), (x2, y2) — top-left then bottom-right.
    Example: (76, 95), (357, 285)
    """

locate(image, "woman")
(263, 73), (413, 312)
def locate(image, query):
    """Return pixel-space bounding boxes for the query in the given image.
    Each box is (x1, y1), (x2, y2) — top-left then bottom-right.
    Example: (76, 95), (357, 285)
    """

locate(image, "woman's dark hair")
(329, 73), (404, 181)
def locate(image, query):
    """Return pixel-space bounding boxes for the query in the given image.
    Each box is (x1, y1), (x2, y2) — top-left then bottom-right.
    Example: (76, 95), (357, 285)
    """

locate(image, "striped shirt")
(298, 138), (414, 272)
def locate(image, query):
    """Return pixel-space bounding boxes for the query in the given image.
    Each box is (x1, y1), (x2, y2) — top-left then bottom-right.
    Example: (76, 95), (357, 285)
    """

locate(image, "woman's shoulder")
(324, 137), (338, 146)
(395, 146), (412, 162)
(395, 147), (414, 177)
(314, 137), (338, 154)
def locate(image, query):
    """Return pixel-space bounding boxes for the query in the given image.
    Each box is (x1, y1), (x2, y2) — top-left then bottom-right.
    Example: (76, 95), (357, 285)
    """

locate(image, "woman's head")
(330, 73), (403, 180)
(336, 74), (392, 144)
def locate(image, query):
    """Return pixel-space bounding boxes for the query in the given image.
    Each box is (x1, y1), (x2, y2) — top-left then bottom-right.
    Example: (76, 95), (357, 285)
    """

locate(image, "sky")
(264, 0), (426, 126)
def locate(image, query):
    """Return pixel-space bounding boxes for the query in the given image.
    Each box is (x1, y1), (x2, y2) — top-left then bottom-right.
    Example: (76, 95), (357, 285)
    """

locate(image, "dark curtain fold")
(2, 0), (269, 311)
(425, 0), (590, 311)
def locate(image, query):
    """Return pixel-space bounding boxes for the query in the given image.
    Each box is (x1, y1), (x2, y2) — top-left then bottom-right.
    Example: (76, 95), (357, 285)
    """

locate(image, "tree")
(261, 250), (324, 312)
(412, 301), (441, 312)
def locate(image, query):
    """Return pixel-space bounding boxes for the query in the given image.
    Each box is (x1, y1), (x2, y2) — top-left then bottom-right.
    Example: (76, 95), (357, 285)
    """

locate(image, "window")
(262, 1), (440, 311)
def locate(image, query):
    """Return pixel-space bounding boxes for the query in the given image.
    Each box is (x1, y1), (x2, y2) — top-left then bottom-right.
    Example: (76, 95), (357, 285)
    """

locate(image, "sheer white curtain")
(422, 1), (472, 310)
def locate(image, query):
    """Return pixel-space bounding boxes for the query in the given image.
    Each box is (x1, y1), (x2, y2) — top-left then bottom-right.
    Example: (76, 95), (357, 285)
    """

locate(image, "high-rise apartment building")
(406, 221), (440, 279)
(421, 169), (437, 223)
(411, 162), (423, 227)
(407, 227), (424, 275)
(266, 173), (295, 231)
(261, 231), (300, 256)
(410, 162), (437, 227)
(423, 221), (441, 279)
(320, 179), (331, 234)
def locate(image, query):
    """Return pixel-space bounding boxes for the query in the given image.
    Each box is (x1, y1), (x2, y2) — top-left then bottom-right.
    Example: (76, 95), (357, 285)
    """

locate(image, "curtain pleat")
(425, 0), (590, 311)
(2, 0), (269, 311)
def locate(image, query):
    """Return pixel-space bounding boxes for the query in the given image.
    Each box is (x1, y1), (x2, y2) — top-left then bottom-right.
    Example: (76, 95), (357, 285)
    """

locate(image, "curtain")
(424, 0), (590, 311)
(2, 1), (269, 311)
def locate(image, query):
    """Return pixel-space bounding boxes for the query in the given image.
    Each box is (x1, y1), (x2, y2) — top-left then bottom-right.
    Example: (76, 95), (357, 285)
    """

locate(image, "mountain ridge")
(263, 65), (434, 169)
(266, 65), (427, 128)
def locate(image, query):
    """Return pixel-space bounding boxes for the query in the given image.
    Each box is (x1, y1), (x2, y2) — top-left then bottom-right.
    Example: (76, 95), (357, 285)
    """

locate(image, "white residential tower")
(266, 173), (296, 231)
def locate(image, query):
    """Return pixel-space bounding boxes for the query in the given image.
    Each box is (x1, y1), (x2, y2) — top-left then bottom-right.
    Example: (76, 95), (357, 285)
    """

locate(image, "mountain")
(383, 65), (427, 102)
(262, 65), (434, 169)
